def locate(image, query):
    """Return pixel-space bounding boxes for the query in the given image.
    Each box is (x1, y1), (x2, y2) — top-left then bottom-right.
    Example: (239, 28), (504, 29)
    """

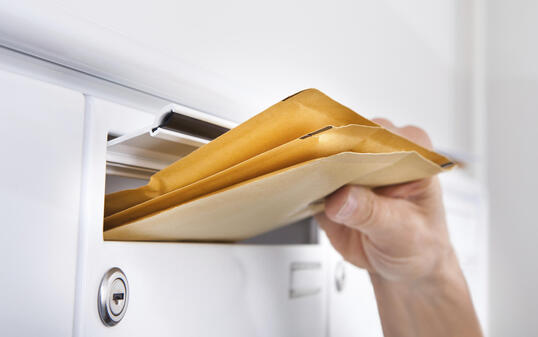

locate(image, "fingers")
(399, 125), (433, 150)
(372, 118), (396, 131)
(372, 118), (434, 150)
(375, 177), (443, 209)
(316, 213), (352, 253)
(315, 213), (372, 270)
(324, 185), (411, 236)
(375, 178), (434, 199)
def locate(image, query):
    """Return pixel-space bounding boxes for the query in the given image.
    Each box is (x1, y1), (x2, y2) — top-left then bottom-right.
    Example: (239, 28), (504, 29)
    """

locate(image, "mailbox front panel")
(74, 97), (327, 337)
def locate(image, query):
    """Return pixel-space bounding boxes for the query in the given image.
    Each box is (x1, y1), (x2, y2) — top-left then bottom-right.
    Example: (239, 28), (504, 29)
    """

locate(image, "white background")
(487, 1), (538, 336)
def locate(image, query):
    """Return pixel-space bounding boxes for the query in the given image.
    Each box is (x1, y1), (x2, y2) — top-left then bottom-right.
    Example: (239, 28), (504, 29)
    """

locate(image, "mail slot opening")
(103, 109), (319, 245)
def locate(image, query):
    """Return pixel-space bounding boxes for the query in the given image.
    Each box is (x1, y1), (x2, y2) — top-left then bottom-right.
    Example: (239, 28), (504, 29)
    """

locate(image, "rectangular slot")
(107, 126), (210, 174)
(106, 110), (232, 174)
(156, 111), (230, 140)
(104, 111), (318, 245)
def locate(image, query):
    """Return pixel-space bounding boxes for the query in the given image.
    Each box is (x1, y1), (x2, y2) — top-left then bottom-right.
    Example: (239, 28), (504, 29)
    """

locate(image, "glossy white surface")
(0, 45), (171, 115)
(323, 238), (383, 337)
(0, 0), (252, 119)
(0, 68), (84, 336)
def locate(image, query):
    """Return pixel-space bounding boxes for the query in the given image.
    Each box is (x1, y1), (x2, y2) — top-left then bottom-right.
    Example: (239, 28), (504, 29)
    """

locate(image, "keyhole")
(112, 292), (124, 305)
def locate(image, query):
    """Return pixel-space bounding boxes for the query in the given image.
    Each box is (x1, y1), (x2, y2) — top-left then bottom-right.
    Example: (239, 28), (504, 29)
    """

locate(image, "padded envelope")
(104, 89), (453, 242)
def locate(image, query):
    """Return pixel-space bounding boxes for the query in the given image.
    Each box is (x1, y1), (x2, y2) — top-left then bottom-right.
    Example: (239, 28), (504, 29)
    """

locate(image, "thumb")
(324, 185), (412, 237)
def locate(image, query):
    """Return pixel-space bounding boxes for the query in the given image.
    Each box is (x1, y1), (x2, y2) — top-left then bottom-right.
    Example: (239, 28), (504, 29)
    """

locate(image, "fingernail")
(334, 192), (357, 222)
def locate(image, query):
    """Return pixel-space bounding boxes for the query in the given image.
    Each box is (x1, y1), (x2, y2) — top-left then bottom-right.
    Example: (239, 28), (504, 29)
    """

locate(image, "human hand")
(316, 119), (482, 336)
(316, 118), (453, 282)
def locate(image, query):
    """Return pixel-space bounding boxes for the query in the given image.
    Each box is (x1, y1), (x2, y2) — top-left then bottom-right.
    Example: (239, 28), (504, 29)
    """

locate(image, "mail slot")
(104, 106), (319, 245)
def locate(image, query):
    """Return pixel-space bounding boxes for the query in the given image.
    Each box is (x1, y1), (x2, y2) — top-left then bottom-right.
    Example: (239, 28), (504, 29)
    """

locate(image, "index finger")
(372, 118), (433, 150)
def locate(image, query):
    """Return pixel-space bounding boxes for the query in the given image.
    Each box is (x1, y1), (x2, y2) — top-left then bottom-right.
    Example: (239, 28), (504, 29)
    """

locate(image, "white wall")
(486, 1), (538, 335)
(4, 0), (473, 154)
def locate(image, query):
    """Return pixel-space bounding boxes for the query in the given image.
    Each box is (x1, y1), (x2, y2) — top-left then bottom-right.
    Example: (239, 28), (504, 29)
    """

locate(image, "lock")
(98, 267), (129, 326)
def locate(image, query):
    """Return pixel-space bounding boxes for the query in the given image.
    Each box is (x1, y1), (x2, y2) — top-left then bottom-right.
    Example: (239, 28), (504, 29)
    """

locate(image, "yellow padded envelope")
(104, 89), (453, 242)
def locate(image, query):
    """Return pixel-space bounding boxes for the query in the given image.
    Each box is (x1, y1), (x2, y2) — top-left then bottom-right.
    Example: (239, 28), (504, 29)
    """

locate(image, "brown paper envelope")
(104, 89), (378, 217)
(103, 124), (452, 231)
(103, 151), (444, 242)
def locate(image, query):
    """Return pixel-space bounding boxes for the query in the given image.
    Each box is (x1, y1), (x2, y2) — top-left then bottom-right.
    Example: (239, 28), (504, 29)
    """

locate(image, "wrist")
(369, 243), (461, 288)
(369, 248), (482, 337)
(369, 247), (471, 325)
(417, 246), (466, 295)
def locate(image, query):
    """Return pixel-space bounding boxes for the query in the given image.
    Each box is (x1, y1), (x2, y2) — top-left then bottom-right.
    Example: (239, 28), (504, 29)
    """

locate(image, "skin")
(315, 118), (483, 337)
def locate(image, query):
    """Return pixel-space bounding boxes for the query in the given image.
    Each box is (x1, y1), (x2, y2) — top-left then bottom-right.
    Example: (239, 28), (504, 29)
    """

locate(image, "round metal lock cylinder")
(98, 267), (129, 326)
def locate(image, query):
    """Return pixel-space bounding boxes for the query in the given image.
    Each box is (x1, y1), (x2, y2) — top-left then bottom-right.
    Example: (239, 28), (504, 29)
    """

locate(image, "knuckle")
(373, 118), (397, 132)
(372, 118), (393, 127)
(402, 125), (426, 136)
(401, 125), (433, 149)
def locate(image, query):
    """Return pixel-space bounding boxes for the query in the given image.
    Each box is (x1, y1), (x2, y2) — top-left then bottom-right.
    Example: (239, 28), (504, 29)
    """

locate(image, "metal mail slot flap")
(106, 105), (235, 178)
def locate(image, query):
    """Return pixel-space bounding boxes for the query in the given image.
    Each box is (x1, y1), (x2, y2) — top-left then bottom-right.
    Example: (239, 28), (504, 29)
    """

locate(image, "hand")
(316, 119), (482, 337)
(316, 118), (452, 282)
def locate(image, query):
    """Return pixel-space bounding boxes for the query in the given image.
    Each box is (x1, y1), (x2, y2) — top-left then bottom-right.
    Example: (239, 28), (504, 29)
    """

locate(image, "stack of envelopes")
(104, 89), (453, 242)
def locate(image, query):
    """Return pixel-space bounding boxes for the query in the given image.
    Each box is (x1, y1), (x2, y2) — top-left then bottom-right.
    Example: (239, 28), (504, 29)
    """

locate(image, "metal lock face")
(98, 267), (129, 326)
